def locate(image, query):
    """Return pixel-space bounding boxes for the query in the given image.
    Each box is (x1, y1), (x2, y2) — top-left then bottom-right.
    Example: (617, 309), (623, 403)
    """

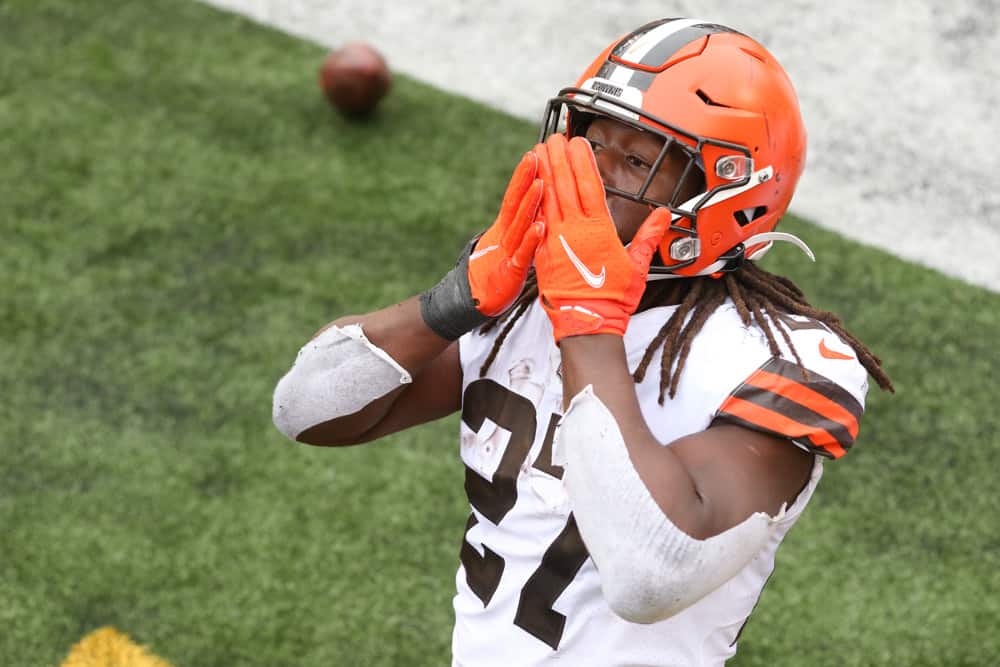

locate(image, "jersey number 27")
(460, 378), (588, 650)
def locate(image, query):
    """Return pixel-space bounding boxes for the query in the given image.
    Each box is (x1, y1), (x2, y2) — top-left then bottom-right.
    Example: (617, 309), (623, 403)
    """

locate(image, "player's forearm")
(315, 296), (452, 375)
(553, 376), (774, 623)
(557, 335), (776, 623)
(557, 334), (708, 536)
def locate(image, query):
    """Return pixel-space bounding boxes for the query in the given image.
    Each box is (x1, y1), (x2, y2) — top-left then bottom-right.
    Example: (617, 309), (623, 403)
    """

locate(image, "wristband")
(418, 237), (489, 341)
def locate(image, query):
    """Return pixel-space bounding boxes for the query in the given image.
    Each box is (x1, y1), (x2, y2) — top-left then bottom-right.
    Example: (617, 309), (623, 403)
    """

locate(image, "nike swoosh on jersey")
(818, 338), (854, 361)
(558, 234), (606, 288)
(469, 244), (500, 261)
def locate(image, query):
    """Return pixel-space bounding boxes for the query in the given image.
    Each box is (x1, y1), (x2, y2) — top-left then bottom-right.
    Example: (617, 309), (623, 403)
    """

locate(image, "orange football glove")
(533, 134), (671, 341)
(419, 152), (544, 340)
(467, 152), (545, 317)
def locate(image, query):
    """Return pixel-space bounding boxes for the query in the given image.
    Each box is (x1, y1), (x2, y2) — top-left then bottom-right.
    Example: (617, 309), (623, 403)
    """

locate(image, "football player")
(272, 18), (893, 666)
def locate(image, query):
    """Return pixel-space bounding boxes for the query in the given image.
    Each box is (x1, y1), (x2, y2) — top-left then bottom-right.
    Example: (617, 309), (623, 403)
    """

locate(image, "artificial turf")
(2, 1), (998, 665)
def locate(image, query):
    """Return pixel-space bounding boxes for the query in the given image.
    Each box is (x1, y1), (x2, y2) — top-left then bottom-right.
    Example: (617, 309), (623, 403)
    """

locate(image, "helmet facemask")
(539, 87), (761, 275)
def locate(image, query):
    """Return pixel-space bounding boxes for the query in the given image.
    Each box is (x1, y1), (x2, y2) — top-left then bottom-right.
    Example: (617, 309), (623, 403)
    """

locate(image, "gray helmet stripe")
(635, 23), (738, 70)
(607, 20), (740, 91)
(627, 70), (656, 91)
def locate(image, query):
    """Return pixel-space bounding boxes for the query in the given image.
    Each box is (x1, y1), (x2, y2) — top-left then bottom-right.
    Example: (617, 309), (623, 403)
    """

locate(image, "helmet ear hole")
(734, 206), (767, 227)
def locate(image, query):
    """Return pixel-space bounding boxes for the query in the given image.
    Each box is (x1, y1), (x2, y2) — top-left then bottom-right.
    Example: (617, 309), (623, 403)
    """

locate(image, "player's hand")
(532, 134), (671, 341)
(467, 152), (545, 317)
(418, 152), (544, 341)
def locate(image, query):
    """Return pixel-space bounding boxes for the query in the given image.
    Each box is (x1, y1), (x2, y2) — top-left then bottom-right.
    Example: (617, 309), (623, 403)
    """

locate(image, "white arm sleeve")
(272, 324), (412, 440)
(553, 385), (784, 624)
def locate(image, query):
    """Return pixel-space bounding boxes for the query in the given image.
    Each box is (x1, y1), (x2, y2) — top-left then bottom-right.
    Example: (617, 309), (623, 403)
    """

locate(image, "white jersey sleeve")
(627, 300), (869, 459)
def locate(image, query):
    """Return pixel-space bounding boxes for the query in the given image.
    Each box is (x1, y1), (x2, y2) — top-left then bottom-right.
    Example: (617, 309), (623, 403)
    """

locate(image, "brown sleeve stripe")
(730, 383), (857, 449)
(758, 358), (864, 422)
(715, 358), (865, 459)
(718, 397), (848, 458)
(709, 413), (839, 459)
(746, 370), (860, 439)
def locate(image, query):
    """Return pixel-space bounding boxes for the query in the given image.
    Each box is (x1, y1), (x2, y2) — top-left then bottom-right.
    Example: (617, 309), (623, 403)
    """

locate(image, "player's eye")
(626, 154), (652, 170)
(587, 138), (604, 152)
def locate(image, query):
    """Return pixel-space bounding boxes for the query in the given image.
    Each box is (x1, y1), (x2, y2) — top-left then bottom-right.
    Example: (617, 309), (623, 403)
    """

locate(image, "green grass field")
(2, 1), (999, 665)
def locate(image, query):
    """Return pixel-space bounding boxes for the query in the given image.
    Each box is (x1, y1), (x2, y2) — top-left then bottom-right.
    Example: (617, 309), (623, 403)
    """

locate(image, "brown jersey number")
(460, 379), (589, 650)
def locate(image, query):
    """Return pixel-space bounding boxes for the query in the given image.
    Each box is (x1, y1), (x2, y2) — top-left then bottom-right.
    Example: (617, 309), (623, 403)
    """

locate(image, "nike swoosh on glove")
(532, 134), (671, 342)
(419, 152), (544, 340)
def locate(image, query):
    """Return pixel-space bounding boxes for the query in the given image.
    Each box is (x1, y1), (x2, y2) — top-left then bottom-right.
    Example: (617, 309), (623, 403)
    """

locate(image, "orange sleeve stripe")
(746, 369), (860, 438)
(719, 396), (848, 458)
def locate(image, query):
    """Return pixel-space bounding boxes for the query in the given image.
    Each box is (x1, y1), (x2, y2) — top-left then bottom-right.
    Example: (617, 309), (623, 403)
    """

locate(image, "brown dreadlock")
(477, 262), (894, 403)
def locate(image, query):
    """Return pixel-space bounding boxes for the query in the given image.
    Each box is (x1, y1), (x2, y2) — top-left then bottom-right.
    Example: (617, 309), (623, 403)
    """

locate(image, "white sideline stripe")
(197, 0), (1000, 293)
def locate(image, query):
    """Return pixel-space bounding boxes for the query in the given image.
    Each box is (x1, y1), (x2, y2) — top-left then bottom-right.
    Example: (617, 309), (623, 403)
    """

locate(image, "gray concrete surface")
(202, 0), (1000, 292)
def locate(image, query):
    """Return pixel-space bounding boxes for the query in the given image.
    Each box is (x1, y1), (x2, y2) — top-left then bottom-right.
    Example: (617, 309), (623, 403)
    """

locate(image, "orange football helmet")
(539, 18), (811, 277)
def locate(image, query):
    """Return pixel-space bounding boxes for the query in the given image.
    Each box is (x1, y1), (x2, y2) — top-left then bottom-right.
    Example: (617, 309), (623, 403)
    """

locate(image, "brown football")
(318, 42), (391, 116)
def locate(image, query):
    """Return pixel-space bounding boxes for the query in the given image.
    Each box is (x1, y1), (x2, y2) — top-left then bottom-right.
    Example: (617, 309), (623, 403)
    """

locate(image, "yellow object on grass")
(60, 627), (175, 667)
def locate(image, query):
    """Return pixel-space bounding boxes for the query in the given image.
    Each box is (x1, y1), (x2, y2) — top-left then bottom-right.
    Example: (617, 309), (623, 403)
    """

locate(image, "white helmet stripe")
(615, 19), (708, 63)
(605, 64), (635, 86)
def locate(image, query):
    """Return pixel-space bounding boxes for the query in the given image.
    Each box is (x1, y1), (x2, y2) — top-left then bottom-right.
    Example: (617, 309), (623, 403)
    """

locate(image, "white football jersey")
(453, 299), (868, 666)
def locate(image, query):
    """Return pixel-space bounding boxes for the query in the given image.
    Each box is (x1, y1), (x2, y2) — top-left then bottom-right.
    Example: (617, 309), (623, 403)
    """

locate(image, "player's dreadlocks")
(478, 262), (894, 403)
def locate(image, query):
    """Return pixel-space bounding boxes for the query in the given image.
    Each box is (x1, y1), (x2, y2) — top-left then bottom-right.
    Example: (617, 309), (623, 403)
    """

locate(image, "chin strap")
(646, 231), (816, 282)
(743, 231), (816, 262)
